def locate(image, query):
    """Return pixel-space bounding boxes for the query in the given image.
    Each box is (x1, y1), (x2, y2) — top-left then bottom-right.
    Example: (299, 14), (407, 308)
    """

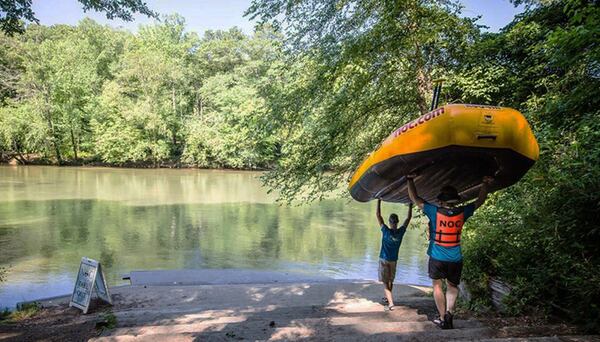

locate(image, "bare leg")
(432, 279), (446, 318)
(384, 282), (394, 307)
(446, 282), (459, 314)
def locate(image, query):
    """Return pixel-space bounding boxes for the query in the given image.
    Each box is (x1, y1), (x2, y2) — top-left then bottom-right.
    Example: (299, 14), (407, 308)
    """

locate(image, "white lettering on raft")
(391, 107), (444, 138)
(464, 104), (502, 109)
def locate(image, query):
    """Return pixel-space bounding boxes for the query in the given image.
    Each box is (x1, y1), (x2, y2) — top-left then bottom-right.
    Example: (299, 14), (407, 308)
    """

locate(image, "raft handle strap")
(477, 134), (497, 140)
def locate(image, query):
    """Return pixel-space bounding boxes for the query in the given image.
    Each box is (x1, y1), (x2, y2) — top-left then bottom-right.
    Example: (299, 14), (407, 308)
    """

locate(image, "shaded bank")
(0, 155), (270, 170)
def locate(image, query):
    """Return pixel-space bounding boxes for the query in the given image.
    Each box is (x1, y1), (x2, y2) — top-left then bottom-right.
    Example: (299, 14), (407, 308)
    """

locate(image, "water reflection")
(0, 166), (278, 205)
(0, 166), (430, 308)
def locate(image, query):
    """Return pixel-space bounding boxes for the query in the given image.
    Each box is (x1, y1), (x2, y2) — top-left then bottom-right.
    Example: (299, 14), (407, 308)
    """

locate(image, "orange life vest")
(433, 210), (465, 247)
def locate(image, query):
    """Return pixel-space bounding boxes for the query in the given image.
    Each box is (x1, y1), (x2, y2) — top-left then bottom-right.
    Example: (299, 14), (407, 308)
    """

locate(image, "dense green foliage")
(248, 0), (600, 330)
(0, 17), (283, 169)
(457, 0), (600, 330)
(248, 0), (479, 200)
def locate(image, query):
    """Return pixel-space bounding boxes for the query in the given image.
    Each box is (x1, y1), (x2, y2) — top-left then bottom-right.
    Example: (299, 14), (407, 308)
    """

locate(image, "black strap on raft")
(430, 79), (444, 111)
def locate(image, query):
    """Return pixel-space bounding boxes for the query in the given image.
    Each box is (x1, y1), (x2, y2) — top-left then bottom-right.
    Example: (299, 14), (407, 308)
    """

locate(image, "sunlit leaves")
(459, 0), (600, 329)
(247, 0), (479, 202)
(0, 18), (285, 168)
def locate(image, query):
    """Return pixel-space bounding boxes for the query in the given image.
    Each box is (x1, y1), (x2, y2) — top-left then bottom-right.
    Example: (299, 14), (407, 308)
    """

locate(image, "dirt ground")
(0, 283), (592, 342)
(0, 299), (113, 342)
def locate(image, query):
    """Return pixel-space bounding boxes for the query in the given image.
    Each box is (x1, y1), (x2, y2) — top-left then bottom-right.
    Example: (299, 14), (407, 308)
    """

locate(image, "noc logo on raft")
(391, 107), (444, 138)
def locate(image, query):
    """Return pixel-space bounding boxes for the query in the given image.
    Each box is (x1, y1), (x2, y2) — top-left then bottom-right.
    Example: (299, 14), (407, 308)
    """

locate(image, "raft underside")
(350, 146), (535, 204)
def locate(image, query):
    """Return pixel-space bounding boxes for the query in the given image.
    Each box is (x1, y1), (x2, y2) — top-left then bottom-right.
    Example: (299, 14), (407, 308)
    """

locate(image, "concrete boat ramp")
(122, 269), (341, 286)
(3, 269), (598, 341)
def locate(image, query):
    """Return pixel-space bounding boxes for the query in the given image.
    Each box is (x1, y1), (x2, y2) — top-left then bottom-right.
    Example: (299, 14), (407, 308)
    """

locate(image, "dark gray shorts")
(379, 259), (397, 283)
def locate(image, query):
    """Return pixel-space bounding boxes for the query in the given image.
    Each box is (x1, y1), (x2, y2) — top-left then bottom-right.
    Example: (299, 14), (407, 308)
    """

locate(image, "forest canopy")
(0, 16), (283, 169)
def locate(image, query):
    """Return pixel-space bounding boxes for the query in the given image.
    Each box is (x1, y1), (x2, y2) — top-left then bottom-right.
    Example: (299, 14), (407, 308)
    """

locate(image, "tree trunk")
(408, 11), (431, 115)
(15, 152), (27, 165)
(43, 92), (62, 165)
(412, 38), (430, 114)
(12, 142), (28, 164)
(11, 141), (27, 164)
(172, 86), (176, 115)
(415, 67), (431, 114)
(70, 127), (78, 160)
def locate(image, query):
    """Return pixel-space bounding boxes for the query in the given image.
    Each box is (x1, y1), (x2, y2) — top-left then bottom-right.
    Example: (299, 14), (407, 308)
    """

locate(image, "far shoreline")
(0, 160), (269, 173)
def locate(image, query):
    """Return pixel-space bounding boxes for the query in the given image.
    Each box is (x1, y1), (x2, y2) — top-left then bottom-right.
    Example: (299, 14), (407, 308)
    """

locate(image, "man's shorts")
(379, 259), (397, 283)
(428, 257), (463, 285)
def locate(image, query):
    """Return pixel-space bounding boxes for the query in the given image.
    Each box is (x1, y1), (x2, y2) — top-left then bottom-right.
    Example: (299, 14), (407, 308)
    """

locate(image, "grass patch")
(0, 302), (42, 323)
(95, 311), (117, 331)
(455, 297), (492, 316)
(0, 308), (11, 321)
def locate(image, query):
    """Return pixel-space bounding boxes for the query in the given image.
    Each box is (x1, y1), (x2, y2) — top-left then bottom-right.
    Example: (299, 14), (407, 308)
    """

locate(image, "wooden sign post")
(69, 257), (112, 314)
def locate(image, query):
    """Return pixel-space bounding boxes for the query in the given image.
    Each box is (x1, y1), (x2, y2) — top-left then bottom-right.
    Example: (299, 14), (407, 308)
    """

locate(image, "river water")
(0, 166), (430, 308)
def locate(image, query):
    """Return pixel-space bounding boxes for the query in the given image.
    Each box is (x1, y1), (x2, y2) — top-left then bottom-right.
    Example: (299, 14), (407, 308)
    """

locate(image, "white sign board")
(70, 257), (112, 314)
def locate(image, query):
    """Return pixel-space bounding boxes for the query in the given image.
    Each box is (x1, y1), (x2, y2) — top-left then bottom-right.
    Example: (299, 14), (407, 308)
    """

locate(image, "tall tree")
(94, 15), (199, 165)
(246, 0), (478, 201)
(0, 31), (22, 105)
(183, 26), (284, 169)
(0, 17), (286, 167)
(11, 24), (103, 163)
(451, 0), (600, 329)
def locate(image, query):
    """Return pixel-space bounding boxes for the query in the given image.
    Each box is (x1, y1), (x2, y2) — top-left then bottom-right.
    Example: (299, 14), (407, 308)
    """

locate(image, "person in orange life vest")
(406, 175), (493, 329)
(376, 199), (413, 311)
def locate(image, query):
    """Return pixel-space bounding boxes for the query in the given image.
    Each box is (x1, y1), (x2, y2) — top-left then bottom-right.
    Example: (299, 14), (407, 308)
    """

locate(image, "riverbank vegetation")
(459, 1), (600, 331)
(0, 302), (41, 323)
(249, 0), (599, 331)
(0, 0), (598, 331)
(0, 16), (283, 169)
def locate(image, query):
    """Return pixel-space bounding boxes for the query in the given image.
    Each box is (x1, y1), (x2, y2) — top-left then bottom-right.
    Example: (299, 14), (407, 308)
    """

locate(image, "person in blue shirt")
(407, 175), (493, 329)
(376, 199), (413, 311)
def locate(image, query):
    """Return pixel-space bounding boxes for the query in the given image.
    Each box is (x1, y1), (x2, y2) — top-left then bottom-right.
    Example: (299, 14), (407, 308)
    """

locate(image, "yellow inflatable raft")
(348, 104), (539, 203)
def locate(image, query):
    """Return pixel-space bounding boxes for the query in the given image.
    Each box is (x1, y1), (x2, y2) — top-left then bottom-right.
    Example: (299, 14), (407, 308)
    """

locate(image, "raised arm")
(406, 175), (425, 209)
(474, 176), (494, 209)
(402, 202), (413, 227)
(376, 199), (384, 226)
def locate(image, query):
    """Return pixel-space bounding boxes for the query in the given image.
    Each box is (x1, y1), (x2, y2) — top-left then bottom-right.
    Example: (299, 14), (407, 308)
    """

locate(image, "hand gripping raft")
(348, 104), (539, 204)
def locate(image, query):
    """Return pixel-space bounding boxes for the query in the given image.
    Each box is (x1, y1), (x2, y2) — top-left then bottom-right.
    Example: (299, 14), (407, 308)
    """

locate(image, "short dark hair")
(437, 185), (461, 202)
(389, 214), (399, 224)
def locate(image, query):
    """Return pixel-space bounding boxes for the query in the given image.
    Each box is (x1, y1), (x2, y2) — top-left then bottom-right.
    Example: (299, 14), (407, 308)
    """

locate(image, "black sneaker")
(443, 311), (454, 329)
(433, 316), (444, 328)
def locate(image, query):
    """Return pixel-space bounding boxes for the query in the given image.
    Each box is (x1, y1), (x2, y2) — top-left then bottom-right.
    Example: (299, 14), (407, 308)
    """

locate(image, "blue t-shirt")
(423, 202), (476, 262)
(379, 224), (407, 262)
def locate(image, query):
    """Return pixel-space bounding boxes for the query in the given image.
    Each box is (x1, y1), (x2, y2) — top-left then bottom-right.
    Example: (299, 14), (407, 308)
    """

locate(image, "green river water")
(0, 166), (430, 308)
